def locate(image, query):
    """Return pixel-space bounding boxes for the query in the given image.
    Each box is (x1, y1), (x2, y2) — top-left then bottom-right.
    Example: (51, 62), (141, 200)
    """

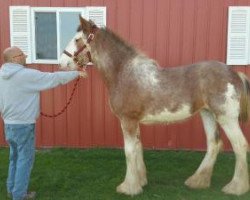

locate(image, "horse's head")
(59, 16), (97, 70)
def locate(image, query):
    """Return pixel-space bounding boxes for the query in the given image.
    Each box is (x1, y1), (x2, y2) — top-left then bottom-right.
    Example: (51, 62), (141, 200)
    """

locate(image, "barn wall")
(1, 0), (250, 150)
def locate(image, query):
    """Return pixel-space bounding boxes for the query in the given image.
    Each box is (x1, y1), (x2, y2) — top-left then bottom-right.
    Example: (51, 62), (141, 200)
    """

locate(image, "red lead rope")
(40, 77), (80, 118)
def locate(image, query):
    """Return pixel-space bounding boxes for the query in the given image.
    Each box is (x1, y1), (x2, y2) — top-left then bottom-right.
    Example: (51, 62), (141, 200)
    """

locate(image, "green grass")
(0, 148), (250, 200)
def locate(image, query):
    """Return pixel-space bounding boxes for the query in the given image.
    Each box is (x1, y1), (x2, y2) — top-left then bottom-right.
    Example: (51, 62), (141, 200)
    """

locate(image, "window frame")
(31, 7), (86, 64)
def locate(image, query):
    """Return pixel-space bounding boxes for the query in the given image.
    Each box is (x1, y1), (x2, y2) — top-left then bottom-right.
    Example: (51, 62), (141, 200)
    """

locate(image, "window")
(227, 7), (250, 65)
(35, 12), (57, 60)
(10, 6), (106, 64)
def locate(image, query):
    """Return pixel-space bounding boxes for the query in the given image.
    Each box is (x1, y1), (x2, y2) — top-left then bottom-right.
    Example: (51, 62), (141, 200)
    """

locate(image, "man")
(0, 46), (86, 200)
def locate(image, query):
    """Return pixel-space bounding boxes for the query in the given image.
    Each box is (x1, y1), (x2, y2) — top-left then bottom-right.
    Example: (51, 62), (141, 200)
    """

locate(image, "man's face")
(12, 49), (27, 65)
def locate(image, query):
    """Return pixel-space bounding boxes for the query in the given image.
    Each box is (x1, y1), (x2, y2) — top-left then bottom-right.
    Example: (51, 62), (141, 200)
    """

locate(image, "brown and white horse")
(59, 16), (250, 196)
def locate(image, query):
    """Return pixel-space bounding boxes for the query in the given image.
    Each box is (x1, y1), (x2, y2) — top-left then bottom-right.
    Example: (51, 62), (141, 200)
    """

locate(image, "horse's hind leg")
(185, 109), (222, 188)
(218, 117), (249, 195)
(116, 118), (146, 196)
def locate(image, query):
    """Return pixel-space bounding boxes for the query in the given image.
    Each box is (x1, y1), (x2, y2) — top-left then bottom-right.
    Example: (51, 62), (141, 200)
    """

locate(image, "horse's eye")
(75, 38), (80, 42)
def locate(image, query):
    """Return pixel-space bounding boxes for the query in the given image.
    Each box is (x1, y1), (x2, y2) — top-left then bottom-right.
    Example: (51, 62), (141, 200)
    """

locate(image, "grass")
(0, 148), (250, 200)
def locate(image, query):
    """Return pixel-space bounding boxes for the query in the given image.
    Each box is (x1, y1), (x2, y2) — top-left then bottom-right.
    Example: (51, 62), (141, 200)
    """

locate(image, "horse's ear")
(89, 20), (95, 26)
(79, 15), (91, 34)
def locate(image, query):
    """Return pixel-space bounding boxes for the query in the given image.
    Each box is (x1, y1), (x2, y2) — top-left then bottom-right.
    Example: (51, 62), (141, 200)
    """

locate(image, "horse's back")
(112, 58), (243, 123)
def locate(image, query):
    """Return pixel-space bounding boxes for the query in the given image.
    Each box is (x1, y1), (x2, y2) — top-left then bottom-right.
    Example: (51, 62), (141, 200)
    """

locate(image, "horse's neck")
(98, 65), (118, 89)
(92, 33), (136, 90)
(92, 54), (118, 90)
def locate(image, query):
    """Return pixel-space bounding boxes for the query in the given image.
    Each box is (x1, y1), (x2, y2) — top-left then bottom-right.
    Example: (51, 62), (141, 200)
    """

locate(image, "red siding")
(1, 0), (250, 150)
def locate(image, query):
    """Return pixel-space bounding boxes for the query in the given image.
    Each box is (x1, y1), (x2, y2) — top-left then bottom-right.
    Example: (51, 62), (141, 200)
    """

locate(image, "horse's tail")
(238, 72), (250, 122)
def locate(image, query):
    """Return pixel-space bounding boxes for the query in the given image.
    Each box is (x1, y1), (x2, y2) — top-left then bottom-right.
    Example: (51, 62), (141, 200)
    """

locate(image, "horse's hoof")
(222, 180), (249, 195)
(116, 181), (143, 196)
(185, 174), (210, 189)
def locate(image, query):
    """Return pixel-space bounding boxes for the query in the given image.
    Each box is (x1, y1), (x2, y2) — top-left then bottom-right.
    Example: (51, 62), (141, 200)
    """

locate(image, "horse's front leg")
(116, 118), (147, 196)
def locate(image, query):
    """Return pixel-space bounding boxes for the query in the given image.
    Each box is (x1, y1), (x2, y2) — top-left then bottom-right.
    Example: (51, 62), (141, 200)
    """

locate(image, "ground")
(0, 148), (250, 200)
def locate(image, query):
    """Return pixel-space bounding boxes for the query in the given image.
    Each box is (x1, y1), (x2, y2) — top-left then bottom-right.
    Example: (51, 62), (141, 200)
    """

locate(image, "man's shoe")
(24, 191), (36, 199)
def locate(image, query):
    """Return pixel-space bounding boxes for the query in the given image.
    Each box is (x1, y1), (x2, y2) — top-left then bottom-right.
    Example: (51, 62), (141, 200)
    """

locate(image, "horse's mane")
(101, 28), (136, 55)
(77, 25), (137, 60)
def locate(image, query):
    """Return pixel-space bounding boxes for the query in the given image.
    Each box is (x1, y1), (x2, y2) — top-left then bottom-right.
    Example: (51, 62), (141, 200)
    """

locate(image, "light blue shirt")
(0, 63), (79, 124)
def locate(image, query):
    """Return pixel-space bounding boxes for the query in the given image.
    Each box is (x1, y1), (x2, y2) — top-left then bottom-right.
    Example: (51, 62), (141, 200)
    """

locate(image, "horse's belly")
(141, 105), (192, 124)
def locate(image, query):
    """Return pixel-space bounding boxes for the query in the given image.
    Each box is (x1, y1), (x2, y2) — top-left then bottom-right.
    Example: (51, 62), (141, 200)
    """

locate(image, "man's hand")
(78, 70), (88, 78)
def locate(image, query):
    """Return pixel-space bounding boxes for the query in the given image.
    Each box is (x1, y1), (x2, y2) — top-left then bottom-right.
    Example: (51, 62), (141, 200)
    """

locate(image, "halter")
(63, 27), (97, 67)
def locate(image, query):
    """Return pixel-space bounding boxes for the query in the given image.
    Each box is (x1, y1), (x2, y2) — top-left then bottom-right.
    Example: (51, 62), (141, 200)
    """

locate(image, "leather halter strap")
(63, 50), (73, 58)
(63, 44), (88, 58)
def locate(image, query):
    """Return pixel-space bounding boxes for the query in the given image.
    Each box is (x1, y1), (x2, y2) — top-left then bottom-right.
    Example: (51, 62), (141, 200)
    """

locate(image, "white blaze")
(59, 32), (83, 69)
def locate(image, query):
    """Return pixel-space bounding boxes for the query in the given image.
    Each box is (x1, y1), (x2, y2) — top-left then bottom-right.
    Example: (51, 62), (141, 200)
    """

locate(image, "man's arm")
(22, 68), (87, 92)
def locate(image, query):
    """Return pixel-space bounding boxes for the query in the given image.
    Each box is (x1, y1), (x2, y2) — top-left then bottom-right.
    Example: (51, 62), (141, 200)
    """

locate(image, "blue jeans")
(4, 124), (35, 200)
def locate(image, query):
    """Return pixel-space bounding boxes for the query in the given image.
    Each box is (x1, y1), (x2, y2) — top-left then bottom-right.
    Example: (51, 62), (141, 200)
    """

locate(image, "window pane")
(59, 12), (81, 54)
(35, 12), (57, 59)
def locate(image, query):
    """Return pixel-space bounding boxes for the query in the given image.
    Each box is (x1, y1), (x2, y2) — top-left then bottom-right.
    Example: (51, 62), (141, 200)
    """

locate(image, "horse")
(59, 16), (250, 196)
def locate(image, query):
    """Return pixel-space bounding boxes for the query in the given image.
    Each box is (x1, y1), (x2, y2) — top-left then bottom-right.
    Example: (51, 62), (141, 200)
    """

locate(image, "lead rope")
(40, 77), (80, 118)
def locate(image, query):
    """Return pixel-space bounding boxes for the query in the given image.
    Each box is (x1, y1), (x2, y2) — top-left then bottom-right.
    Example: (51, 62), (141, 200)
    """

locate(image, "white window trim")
(10, 6), (32, 64)
(10, 6), (106, 64)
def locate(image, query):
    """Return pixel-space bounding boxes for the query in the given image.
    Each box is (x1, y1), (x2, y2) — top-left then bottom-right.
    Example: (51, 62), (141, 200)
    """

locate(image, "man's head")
(3, 46), (27, 65)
